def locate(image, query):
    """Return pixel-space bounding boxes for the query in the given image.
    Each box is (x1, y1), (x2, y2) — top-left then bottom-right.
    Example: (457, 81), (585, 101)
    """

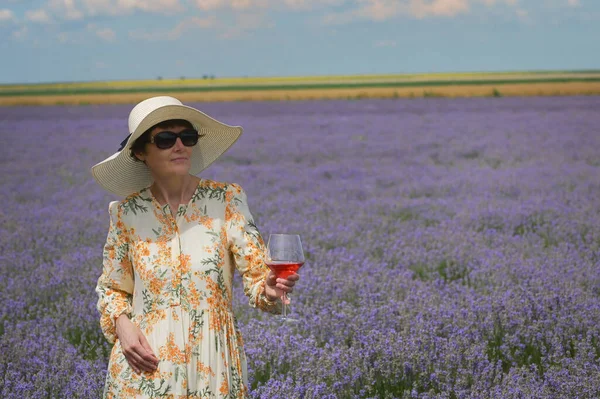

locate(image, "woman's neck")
(150, 174), (198, 206)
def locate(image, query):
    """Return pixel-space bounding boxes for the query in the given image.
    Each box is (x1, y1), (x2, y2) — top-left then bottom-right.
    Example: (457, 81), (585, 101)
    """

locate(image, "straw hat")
(91, 96), (243, 197)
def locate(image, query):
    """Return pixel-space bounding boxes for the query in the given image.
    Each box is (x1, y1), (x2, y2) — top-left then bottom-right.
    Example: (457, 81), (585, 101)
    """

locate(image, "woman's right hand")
(115, 314), (159, 374)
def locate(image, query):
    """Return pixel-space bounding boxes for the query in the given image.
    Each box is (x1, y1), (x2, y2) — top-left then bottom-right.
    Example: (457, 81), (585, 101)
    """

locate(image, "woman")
(91, 96), (299, 398)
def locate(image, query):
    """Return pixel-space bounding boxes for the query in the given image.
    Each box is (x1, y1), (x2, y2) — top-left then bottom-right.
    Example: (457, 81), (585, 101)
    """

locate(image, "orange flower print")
(219, 375), (229, 395)
(196, 361), (216, 378)
(225, 206), (233, 224)
(122, 385), (142, 397)
(149, 275), (165, 296)
(187, 283), (202, 308)
(199, 215), (213, 229)
(225, 190), (233, 204)
(109, 361), (122, 380)
(159, 333), (186, 365)
(179, 253), (192, 274)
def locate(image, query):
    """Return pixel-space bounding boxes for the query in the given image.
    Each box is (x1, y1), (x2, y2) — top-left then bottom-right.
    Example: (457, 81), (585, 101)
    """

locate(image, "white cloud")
(49, 0), (84, 19)
(25, 9), (53, 23)
(283, 0), (346, 10)
(83, 0), (183, 15)
(7, 0), (585, 40)
(193, 0), (269, 11)
(168, 15), (215, 38)
(135, 0), (184, 13)
(477, 0), (517, 5)
(355, 0), (402, 21)
(129, 9), (269, 39)
(0, 8), (16, 22)
(409, 0), (470, 18)
(43, 0), (183, 20)
(219, 12), (270, 38)
(322, 0), (472, 23)
(321, 0), (533, 23)
(129, 15), (216, 40)
(194, 0), (222, 10)
(192, 0), (343, 11)
(354, 0), (471, 20)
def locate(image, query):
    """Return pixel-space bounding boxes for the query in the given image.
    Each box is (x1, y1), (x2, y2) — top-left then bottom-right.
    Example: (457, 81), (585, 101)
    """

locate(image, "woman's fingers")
(140, 335), (159, 363)
(123, 339), (159, 373)
(124, 345), (154, 372)
(266, 271), (277, 287)
(123, 347), (144, 373)
(117, 316), (160, 374)
(129, 351), (157, 373)
(276, 273), (300, 292)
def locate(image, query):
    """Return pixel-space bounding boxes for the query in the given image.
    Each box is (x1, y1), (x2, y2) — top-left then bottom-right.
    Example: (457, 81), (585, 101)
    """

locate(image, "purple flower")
(2, 97), (600, 397)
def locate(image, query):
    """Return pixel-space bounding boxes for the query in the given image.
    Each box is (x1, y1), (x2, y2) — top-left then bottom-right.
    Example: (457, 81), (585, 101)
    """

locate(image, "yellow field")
(2, 71), (599, 91)
(1, 82), (598, 106)
(1, 71), (599, 106)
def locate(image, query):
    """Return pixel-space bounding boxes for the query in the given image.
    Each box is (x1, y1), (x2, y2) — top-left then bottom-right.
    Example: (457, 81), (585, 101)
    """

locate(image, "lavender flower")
(1, 96), (600, 398)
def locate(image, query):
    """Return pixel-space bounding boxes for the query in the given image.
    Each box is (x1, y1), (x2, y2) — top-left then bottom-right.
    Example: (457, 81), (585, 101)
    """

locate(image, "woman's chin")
(165, 165), (192, 177)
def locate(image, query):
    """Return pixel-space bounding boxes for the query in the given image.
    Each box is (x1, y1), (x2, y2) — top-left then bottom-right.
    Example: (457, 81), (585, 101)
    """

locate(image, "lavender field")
(2, 96), (600, 398)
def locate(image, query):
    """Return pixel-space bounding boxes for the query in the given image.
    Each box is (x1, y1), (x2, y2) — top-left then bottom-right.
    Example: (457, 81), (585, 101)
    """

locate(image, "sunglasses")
(148, 129), (204, 149)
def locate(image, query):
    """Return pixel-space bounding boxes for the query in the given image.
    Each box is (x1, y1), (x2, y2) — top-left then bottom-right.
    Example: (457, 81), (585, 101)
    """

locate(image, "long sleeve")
(95, 201), (134, 343)
(226, 184), (281, 314)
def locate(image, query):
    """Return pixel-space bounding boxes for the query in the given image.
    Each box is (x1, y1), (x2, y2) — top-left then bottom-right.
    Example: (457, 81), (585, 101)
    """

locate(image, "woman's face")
(136, 125), (194, 179)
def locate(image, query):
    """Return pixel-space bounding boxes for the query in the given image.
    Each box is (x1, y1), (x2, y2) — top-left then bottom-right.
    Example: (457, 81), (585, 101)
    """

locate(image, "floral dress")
(96, 179), (280, 398)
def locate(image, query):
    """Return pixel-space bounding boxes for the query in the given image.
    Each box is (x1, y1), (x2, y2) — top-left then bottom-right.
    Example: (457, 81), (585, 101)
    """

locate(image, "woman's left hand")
(265, 271), (299, 304)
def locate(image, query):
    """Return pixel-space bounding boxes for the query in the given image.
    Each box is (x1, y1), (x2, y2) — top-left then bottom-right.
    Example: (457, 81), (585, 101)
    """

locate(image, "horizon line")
(3, 68), (600, 87)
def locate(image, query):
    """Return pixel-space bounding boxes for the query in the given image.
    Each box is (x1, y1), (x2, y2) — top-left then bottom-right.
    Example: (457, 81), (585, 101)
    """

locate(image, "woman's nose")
(173, 137), (185, 150)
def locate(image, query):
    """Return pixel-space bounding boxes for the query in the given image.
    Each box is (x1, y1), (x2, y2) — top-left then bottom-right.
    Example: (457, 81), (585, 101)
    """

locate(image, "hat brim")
(91, 104), (242, 197)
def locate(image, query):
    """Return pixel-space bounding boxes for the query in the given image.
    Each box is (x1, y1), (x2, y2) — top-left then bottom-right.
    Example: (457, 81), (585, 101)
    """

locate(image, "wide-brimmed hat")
(91, 96), (243, 197)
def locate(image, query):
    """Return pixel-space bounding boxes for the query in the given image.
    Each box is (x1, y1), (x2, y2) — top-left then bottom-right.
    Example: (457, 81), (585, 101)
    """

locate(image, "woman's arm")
(95, 201), (134, 343)
(226, 184), (294, 313)
(95, 202), (158, 373)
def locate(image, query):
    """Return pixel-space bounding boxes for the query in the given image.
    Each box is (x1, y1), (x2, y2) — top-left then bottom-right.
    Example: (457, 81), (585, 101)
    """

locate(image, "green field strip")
(2, 70), (600, 92)
(1, 77), (599, 97)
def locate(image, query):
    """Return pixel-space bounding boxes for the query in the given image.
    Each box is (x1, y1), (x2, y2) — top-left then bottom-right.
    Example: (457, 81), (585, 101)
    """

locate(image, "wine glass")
(265, 234), (305, 322)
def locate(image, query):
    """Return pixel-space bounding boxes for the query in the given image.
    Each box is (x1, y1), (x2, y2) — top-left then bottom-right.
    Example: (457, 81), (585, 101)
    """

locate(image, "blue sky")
(1, 0), (598, 84)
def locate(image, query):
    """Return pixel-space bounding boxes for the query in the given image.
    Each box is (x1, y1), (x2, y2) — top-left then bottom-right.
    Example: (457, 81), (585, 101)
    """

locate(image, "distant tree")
(202, 75), (208, 80)
(157, 76), (163, 81)
(180, 76), (186, 80)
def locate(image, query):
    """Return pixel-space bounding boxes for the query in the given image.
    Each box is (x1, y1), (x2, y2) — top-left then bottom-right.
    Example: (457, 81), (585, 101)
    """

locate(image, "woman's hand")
(115, 314), (159, 374)
(265, 271), (299, 304)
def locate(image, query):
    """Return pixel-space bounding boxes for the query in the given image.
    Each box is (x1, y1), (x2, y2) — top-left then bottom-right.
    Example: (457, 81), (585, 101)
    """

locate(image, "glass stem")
(282, 292), (287, 319)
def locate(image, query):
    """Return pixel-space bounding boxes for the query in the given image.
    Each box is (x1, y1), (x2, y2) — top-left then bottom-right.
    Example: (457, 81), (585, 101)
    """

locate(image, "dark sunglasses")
(149, 129), (204, 149)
